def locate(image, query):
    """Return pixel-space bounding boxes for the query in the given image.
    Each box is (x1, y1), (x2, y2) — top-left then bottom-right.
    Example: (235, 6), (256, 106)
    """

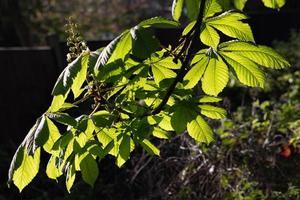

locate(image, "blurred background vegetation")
(1, 0), (300, 199)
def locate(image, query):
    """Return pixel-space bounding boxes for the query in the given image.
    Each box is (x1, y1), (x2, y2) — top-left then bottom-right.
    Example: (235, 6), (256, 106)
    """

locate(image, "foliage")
(8, 0), (290, 193)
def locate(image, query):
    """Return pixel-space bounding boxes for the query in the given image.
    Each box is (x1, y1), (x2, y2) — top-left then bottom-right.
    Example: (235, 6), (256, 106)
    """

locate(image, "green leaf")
(186, 0), (200, 20)
(107, 31), (132, 64)
(200, 24), (220, 48)
(151, 63), (177, 85)
(12, 148), (41, 192)
(182, 21), (196, 36)
(52, 54), (84, 96)
(183, 55), (209, 89)
(138, 17), (180, 28)
(219, 41), (290, 69)
(46, 155), (62, 180)
(152, 127), (170, 139)
(91, 110), (112, 128)
(116, 133), (131, 167)
(204, 0), (223, 19)
(131, 27), (159, 60)
(80, 153), (99, 187)
(199, 96), (222, 103)
(158, 114), (174, 131)
(139, 139), (160, 156)
(71, 53), (89, 98)
(202, 55), (229, 96)
(47, 112), (77, 127)
(48, 94), (67, 112)
(199, 104), (227, 119)
(221, 51), (266, 87)
(261, 0), (286, 9)
(171, 101), (198, 133)
(66, 163), (76, 193)
(207, 11), (254, 42)
(172, 0), (185, 21)
(187, 115), (214, 143)
(233, 0), (248, 10)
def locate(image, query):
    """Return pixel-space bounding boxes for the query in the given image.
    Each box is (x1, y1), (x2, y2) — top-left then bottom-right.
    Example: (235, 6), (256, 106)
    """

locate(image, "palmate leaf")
(200, 24), (220, 48)
(12, 148), (41, 192)
(220, 51), (266, 87)
(138, 139), (160, 156)
(116, 133), (132, 167)
(261, 0), (286, 9)
(172, 0), (185, 21)
(199, 96), (222, 103)
(71, 53), (89, 98)
(66, 163), (76, 193)
(233, 0), (248, 10)
(219, 41), (290, 69)
(187, 115), (214, 143)
(46, 155), (62, 180)
(201, 54), (229, 96)
(206, 11), (254, 42)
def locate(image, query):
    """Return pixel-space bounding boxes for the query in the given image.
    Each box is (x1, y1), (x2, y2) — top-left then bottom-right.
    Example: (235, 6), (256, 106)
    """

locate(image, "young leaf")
(172, 0), (185, 21)
(202, 55), (229, 96)
(152, 127), (170, 139)
(207, 11), (254, 42)
(187, 115), (214, 143)
(233, 0), (248, 10)
(219, 41), (290, 69)
(79, 153), (99, 187)
(261, 0), (286, 9)
(199, 104), (227, 119)
(12, 148), (41, 192)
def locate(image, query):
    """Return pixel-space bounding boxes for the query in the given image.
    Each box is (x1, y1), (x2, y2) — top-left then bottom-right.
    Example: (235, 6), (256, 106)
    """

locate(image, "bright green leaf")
(261, 0), (286, 9)
(66, 163), (76, 193)
(139, 139), (160, 156)
(138, 17), (180, 28)
(199, 104), (227, 119)
(172, 0), (185, 21)
(187, 115), (214, 143)
(200, 24), (220, 48)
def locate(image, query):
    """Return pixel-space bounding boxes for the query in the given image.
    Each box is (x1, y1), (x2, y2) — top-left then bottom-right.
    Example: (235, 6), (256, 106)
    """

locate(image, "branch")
(149, 0), (207, 116)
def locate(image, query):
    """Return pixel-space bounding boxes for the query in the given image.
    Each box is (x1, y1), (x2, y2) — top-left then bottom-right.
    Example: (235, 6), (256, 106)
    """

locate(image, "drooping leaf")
(66, 163), (76, 193)
(131, 27), (159, 60)
(261, 0), (286, 9)
(46, 155), (62, 180)
(199, 104), (227, 119)
(52, 54), (84, 96)
(107, 31), (132, 64)
(91, 110), (112, 128)
(207, 11), (254, 42)
(183, 55), (209, 89)
(116, 133), (131, 167)
(80, 153), (99, 187)
(202, 55), (229, 96)
(172, 0), (185, 21)
(12, 148), (41, 192)
(139, 139), (160, 156)
(47, 112), (77, 127)
(187, 115), (214, 143)
(220, 51), (266, 87)
(152, 127), (170, 139)
(219, 41), (290, 69)
(138, 17), (180, 28)
(200, 24), (220, 48)
(186, 0), (200, 20)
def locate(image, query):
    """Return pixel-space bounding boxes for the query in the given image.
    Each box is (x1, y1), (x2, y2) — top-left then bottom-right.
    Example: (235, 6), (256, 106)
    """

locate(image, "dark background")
(1, 0), (300, 199)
